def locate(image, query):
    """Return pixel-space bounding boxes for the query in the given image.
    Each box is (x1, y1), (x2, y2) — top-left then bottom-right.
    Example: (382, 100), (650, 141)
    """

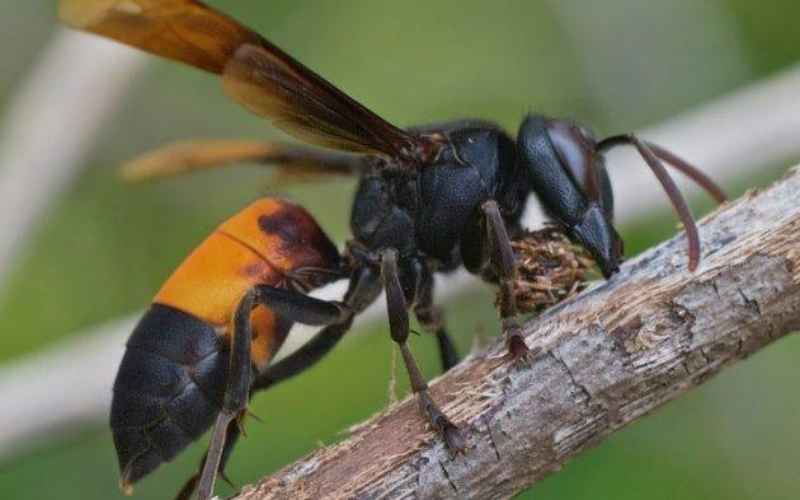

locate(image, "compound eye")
(545, 120), (597, 198)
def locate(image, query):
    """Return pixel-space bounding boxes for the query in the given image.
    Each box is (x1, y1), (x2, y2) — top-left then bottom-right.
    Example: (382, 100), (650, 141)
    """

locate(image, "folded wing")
(59, 0), (432, 160)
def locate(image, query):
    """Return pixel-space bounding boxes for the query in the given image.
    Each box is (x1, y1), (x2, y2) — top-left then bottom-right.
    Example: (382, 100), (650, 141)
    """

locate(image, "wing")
(59, 0), (435, 160)
(59, 0), (261, 73)
(120, 139), (357, 183)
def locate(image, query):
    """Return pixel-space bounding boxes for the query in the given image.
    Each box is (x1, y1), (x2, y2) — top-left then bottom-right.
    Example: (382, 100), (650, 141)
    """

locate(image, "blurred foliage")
(727, 0), (800, 74)
(0, 1), (799, 499)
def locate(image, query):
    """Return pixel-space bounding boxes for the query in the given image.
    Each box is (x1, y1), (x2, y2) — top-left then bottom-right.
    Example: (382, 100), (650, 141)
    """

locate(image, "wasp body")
(58, 2), (726, 498)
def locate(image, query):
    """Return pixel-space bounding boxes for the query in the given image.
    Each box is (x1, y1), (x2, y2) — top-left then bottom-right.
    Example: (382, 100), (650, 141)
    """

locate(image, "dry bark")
(235, 167), (800, 500)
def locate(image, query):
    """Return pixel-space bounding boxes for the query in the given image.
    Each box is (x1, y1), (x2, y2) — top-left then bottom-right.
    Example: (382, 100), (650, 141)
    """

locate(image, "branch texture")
(237, 168), (800, 500)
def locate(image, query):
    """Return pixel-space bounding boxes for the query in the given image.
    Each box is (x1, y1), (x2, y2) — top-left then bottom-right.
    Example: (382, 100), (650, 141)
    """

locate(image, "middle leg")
(381, 249), (465, 453)
(413, 268), (459, 372)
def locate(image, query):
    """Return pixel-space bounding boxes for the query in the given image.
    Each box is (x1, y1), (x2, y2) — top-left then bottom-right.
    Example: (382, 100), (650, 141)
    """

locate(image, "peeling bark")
(236, 168), (800, 500)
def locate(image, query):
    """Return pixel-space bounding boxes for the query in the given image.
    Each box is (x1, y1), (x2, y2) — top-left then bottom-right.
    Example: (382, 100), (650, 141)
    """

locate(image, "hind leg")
(192, 287), (349, 499)
(195, 290), (256, 500)
(180, 269), (382, 500)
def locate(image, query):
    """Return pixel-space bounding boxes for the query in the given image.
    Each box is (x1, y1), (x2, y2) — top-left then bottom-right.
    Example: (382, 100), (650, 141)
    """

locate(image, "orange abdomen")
(111, 198), (340, 485)
(155, 197), (340, 368)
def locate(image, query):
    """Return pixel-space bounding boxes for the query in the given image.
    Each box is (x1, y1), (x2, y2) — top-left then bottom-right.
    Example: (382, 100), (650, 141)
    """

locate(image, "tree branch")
(235, 166), (800, 500)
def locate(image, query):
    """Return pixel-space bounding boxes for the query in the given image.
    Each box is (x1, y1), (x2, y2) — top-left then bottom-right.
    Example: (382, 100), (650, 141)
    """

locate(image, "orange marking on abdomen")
(153, 197), (339, 370)
(154, 231), (286, 369)
(220, 198), (339, 274)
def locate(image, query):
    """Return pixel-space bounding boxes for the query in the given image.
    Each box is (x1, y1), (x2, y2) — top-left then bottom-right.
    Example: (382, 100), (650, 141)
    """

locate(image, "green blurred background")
(1, 1), (799, 499)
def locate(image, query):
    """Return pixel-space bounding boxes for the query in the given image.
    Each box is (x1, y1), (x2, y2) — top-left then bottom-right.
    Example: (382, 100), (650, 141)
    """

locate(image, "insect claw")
(505, 329), (536, 368)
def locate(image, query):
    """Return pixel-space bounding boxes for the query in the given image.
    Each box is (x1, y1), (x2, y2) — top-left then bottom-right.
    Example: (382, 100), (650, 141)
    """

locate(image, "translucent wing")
(59, 0), (432, 160)
(59, 0), (261, 73)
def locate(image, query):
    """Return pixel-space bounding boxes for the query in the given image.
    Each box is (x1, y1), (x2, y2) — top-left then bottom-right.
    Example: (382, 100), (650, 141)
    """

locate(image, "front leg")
(381, 249), (465, 453)
(481, 200), (531, 361)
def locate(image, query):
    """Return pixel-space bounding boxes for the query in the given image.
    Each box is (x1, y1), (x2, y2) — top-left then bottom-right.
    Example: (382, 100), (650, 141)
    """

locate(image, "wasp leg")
(196, 290), (257, 500)
(253, 266), (383, 391)
(179, 271), (382, 500)
(180, 274), (381, 500)
(381, 249), (465, 454)
(253, 285), (348, 326)
(481, 200), (531, 362)
(416, 306), (458, 372)
(195, 286), (344, 499)
(413, 270), (459, 371)
(253, 318), (354, 392)
(175, 423), (240, 500)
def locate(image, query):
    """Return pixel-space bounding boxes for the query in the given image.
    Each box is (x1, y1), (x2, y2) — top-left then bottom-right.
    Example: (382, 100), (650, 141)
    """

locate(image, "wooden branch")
(238, 167), (800, 500)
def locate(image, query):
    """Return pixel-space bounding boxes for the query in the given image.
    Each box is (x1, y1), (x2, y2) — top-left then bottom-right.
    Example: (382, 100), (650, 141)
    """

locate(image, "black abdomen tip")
(110, 305), (227, 489)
